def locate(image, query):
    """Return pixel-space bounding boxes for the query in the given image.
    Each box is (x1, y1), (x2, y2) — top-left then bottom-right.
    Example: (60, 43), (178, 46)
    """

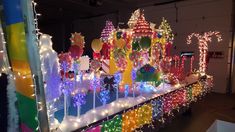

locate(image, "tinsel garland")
(0, 22), (19, 131)
(7, 76), (19, 131)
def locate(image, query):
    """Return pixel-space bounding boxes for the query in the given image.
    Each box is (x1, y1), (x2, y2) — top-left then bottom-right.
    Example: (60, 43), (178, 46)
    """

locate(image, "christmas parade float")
(0, 2), (221, 132)
(37, 9), (220, 132)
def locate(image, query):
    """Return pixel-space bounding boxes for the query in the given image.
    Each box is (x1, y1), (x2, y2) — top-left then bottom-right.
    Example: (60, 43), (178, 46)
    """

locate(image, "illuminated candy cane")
(187, 31), (222, 73)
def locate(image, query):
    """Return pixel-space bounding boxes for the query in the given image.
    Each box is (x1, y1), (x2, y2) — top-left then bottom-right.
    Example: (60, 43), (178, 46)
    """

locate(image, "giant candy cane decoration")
(187, 31), (222, 73)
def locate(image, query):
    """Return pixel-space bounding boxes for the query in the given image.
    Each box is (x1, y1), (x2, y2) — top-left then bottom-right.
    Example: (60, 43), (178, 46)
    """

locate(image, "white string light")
(31, 1), (46, 132)
(32, 0), (42, 46)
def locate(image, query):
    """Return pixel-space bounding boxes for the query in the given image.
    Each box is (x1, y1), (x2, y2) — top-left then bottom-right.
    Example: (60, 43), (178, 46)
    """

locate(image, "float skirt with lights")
(61, 75), (213, 132)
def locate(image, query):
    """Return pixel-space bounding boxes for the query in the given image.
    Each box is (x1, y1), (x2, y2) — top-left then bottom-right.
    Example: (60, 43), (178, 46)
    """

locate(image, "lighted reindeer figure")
(186, 31), (222, 73)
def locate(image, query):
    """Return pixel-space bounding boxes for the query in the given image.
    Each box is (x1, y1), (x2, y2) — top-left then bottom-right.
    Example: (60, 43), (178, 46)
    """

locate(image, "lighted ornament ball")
(68, 45), (83, 59)
(91, 39), (103, 53)
(115, 38), (126, 48)
(140, 37), (151, 49)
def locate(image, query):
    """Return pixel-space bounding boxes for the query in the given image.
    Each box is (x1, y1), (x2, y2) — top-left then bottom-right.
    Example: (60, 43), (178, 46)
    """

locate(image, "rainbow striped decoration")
(2, 0), (38, 131)
(83, 78), (212, 132)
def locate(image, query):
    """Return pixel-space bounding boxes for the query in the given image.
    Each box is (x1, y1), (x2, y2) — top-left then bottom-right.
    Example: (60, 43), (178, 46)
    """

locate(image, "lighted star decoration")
(187, 31), (222, 73)
(70, 32), (85, 48)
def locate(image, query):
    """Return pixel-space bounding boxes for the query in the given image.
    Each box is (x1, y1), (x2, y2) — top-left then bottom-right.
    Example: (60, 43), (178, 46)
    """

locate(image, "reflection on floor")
(142, 93), (235, 132)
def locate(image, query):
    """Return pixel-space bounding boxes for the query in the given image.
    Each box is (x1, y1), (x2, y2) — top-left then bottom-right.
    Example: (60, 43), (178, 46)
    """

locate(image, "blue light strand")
(99, 79), (110, 105)
(124, 85), (129, 97)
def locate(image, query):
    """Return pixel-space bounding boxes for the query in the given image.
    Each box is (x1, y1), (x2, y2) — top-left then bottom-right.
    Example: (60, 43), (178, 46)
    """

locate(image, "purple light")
(90, 76), (100, 90)
(131, 69), (137, 80)
(72, 92), (86, 107)
(114, 72), (122, 84)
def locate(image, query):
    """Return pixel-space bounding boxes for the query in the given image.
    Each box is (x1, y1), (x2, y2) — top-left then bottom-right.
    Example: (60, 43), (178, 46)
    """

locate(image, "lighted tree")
(114, 72), (122, 100)
(99, 79), (110, 106)
(72, 91), (86, 118)
(58, 52), (72, 117)
(101, 20), (115, 43)
(158, 18), (174, 57)
(187, 31), (222, 73)
(158, 18), (174, 43)
(90, 75), (100, 109)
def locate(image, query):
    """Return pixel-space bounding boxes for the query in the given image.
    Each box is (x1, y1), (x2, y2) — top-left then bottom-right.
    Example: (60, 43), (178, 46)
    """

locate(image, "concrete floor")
(145, 93), (235, 132)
